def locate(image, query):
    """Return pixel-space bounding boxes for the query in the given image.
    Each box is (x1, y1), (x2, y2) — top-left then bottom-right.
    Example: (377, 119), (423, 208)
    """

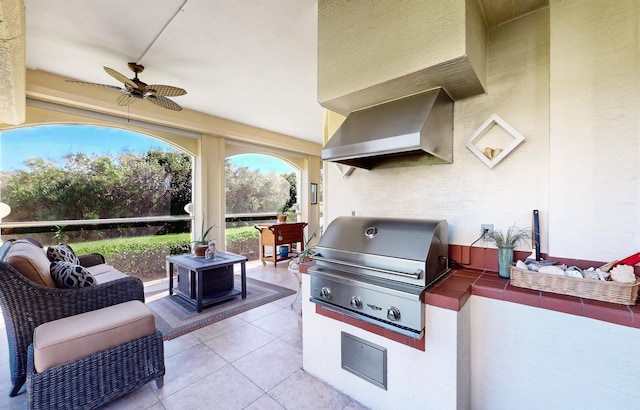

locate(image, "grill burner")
(309, 217), (449, 338)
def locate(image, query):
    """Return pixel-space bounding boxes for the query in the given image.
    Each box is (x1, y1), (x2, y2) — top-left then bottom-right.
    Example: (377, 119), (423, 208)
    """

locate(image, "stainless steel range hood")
(321, 88), (453, 170)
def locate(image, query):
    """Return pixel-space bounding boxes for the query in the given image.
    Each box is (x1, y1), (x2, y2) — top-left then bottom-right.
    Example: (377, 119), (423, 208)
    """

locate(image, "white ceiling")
(22, 0), (547, 146)
(24, 0), (323, 143)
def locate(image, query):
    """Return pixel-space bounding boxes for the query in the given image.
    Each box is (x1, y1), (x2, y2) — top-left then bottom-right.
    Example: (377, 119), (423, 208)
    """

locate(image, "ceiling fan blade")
(147, 95), (183, 111)
(104, 67), (138, 89)
(65, 80), (124, 91)
(147, 84), (187, 97)
(116, 94), (136, 106)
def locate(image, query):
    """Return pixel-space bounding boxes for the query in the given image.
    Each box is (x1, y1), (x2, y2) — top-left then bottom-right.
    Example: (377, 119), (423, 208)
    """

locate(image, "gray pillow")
(47, 244), (80, 265)
(50, 261), (96, 288)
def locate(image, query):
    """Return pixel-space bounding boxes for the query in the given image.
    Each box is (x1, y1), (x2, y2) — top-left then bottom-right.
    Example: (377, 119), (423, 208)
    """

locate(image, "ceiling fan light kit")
(66, 62), (187, 111)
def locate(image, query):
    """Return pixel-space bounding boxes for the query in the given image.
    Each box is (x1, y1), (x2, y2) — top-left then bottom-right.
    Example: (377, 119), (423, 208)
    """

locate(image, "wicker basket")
(509, 265), (640, 305)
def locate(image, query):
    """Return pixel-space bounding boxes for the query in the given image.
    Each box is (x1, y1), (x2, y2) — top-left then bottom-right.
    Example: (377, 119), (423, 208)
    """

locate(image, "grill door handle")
(311, 255), (423, 279)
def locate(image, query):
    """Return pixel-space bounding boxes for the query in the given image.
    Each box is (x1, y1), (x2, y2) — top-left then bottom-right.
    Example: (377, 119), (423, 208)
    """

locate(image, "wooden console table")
(255, 222), (307, 266)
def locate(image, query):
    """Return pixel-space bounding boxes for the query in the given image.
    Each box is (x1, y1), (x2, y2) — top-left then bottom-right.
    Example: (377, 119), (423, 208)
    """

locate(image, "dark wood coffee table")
(166, 252), (248, 312)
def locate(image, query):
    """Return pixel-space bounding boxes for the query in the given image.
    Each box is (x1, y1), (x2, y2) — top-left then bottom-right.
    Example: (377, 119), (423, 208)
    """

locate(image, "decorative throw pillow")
(47, 244), (80, 265)
(50, 261), (96, 288)
(5, 240), (57, 288)
(24, 237), (44, 248)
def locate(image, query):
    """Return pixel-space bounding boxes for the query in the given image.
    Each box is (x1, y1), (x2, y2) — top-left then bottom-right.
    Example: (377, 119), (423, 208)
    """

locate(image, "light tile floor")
(0, 260), (369, 410)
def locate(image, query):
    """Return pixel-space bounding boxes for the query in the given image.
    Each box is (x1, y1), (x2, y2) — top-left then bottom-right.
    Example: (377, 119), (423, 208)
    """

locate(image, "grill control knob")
(350, 296), (362, 309)
(320, 287), (331, 300)
(387, 306), (401, 321)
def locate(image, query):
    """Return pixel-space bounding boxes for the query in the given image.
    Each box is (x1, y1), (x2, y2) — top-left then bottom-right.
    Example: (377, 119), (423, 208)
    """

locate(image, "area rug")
(147, 277), (296, 340)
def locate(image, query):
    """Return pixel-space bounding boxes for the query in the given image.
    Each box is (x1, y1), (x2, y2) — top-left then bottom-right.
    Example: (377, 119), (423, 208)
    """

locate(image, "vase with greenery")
(485, 225), (530, 278)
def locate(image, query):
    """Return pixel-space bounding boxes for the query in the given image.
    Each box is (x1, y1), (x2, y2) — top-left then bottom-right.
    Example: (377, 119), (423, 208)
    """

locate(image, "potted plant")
(484, 224), (530, 278)
(193, 221), (216, 257)
(288, 231), (317, 272)
(277, 204), (289, 223)
(298, 231), (317, 263)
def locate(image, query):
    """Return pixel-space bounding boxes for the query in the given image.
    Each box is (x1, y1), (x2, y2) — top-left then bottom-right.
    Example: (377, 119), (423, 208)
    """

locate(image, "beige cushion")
(5, 240), (56, 288)
(33, 300), (156, 373)
(85, 265), (128, 284)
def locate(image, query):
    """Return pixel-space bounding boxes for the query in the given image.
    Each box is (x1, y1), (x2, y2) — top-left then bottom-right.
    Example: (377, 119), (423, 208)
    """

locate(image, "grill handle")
(311, 255), (423, 279)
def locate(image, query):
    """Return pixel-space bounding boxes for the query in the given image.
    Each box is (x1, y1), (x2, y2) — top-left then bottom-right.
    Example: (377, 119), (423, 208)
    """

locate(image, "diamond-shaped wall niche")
(465, 113), (525, 168)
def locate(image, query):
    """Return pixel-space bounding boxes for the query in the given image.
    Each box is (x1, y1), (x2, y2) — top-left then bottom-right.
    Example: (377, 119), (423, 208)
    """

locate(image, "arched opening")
(224, 153), (300, 261)
(0, 123), (194, 282)
(1, 117), (323, 278)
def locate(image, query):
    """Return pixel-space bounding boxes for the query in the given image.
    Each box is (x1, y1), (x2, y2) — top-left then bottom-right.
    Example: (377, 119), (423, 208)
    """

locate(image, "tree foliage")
(224, 161), (293, 214)
(0, 150), (192, 222)
(0, 151), (297, 225)
(281, 172), (297, 210)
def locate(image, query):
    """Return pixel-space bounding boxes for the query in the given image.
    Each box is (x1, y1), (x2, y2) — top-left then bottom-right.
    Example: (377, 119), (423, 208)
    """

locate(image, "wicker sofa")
(0, 239), (164, 408)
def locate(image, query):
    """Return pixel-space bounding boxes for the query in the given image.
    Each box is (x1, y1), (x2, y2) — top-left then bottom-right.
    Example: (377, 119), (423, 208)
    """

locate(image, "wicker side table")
(166, 252), (247, 312)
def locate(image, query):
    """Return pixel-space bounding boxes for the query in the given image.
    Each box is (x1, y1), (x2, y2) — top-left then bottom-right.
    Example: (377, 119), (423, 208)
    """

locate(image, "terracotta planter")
(194, 244), (208, 257)
(277, 215), (287, 223)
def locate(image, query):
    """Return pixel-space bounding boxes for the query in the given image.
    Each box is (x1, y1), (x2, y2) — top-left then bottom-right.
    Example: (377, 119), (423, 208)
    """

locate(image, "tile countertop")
(300, 262), (640, 330)
(429, 269), (640, 329)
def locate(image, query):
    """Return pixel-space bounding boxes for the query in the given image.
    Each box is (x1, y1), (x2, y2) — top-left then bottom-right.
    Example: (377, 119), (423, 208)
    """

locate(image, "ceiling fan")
(66, 63), (187, 111)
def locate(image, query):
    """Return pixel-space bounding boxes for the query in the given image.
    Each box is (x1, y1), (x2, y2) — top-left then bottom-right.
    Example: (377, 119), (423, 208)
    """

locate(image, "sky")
(0, 124), (294, 174)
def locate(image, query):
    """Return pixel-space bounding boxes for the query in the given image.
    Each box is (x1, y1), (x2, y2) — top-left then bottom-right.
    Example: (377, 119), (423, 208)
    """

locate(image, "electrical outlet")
(481, 224), (493, 236)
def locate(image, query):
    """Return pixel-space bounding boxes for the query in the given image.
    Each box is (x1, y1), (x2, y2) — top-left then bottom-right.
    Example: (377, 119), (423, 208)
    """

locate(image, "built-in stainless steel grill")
(309, 216), (449, 339)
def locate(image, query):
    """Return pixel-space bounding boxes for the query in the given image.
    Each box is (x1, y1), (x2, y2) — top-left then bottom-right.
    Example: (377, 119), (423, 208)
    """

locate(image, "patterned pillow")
(47, 244), (80, 265)
(50, 261), (96, 288)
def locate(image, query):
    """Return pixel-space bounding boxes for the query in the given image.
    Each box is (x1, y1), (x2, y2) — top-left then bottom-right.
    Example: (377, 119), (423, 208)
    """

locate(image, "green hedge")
(70, 234), (190, 282)
(68, 228), (260, 282)
(225, 226), (260, 261)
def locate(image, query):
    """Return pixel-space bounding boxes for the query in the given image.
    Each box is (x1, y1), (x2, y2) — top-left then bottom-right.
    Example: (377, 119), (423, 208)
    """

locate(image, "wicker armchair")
(0, 240), (163, 405)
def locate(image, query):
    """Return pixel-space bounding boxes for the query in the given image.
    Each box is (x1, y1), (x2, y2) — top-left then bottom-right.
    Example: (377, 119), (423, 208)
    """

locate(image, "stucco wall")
(325, 8), (550, 253)
(324, 1), (640, 263)
(470, 296), (640, 408)
(548, 0), (640, 261)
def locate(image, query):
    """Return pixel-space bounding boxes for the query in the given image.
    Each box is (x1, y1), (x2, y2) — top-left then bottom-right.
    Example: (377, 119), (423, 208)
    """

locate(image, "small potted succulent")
(277, 204), (289, 223)
(288, 231), (317, 272)
(484, 224), (530, 278)
(193, 222), (216, 257)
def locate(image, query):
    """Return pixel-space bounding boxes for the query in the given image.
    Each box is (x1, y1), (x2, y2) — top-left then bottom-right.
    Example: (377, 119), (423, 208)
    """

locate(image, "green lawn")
(67, 227), (260, 282)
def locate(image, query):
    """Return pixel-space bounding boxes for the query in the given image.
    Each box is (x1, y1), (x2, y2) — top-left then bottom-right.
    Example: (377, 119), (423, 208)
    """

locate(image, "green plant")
(484, 224), (530, 248)
(193, 220), (216, 246)
(279, 203), (290, 214)
(298, 230), (318, 261)
(53, 225), (68, 244)
(225, 226), (260, 260)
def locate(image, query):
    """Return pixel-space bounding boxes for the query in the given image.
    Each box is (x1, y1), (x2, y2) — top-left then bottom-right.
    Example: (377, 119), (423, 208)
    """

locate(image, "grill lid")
(313, 216), (449, 285)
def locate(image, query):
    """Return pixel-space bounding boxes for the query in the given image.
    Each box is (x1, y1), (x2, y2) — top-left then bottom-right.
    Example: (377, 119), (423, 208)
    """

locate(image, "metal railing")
(0, 215), (191, 230)
(0, 212), (297, 236)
